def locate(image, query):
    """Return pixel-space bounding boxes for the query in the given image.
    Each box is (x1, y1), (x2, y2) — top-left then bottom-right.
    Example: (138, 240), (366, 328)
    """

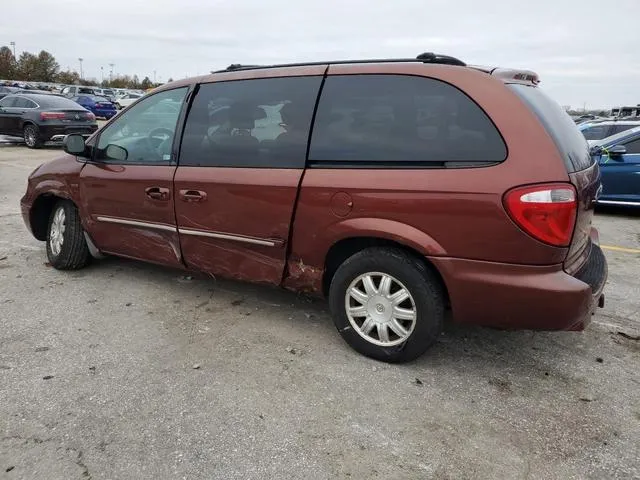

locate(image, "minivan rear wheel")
(329, 247), (444, 362)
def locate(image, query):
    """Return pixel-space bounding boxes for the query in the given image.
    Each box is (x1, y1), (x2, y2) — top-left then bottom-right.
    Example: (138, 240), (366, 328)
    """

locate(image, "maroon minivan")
(21, 53), (606, 362)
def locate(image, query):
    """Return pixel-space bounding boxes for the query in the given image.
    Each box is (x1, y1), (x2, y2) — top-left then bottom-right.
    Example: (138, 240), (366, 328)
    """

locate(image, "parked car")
(61, 85), (97, 98)
(0, 86), (21, 99)
(579, 119), (640, 145)
(114, 92), (143, 109)
(100, 88), (117, 102)
(590, 126), (640, 207)
(20, 53), (606, 362)
(71, 95), (117, 119)
(0, 93), (97, 148)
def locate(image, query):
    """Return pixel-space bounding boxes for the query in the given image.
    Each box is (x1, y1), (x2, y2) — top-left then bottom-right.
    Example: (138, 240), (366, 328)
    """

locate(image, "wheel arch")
(322, 236), (450, 307)
(29, 193), (72, 241)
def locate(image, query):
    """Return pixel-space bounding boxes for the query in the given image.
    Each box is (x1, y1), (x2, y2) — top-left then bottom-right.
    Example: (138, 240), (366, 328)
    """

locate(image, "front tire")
(329, 248), (444, 363)
(46, 200), (90, 270)
(23, 124), (42, 149)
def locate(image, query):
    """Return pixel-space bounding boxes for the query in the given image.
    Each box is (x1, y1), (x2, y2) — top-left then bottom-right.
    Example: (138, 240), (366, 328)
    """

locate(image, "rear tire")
(23, 124), (42, 149)
(46, 200), (90, 270)
(329, 247), (444, 363)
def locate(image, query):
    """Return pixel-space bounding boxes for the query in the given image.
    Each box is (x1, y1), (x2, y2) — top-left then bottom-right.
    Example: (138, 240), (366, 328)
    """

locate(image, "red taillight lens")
(504, 183), (577, 247)
(40, 112), (66, 120)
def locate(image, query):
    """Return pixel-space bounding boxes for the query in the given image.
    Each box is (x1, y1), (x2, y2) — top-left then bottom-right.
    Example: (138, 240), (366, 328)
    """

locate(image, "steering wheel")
(144, 127), (175, 160)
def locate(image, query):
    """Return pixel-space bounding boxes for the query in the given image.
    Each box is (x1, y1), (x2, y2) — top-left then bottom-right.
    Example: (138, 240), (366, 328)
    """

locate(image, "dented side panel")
(174, 167), (303, 285)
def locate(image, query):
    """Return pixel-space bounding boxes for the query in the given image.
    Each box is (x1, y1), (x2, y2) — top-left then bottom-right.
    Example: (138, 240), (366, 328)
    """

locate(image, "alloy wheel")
(344, 272), (417, 347)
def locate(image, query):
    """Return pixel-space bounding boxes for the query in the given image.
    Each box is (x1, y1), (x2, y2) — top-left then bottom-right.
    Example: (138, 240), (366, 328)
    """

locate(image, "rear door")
(599, 136), (640, 204)
(79, 87), (189, 266)
(174, 71), (324, 284)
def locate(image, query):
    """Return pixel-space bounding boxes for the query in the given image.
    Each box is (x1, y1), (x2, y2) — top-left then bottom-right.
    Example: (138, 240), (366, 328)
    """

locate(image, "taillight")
(504, 183), (577, 247)
(40, 112), (66, 120)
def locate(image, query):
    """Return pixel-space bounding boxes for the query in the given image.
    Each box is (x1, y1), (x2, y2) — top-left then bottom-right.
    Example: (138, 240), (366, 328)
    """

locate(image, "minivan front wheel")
(46, 200), (90, 270)
(329, 248), (444, 363)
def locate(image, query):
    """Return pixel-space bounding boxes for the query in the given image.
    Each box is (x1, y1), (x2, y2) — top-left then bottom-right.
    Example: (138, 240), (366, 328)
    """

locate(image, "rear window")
(78, 87), (95, 94)
(509, 84), (593, 172)
(34, 95), (81, 108)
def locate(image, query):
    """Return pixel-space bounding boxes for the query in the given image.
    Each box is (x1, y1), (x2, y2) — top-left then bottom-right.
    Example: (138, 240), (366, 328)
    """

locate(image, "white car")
(114, 92), (144, 109)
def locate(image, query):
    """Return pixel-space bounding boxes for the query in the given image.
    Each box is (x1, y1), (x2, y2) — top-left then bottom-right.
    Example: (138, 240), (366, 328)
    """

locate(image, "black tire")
(46, 200), (90, 270)
(329, 247), (444, 363)
(23, 124), (42, 149)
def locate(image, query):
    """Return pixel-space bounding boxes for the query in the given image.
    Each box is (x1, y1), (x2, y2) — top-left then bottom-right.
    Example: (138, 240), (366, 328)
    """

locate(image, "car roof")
(14, 93), (84, 108)
(153, 53), (540, 93)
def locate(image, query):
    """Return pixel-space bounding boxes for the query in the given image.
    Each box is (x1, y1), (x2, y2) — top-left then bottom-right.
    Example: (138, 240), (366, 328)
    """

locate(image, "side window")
(179, 76), (322, 168)
(610, 124), (636, 136)
(309, 75), (507, 165)
(0, 97), (18, 107)
(624, 138), (640, 154)
(14, 97), (36, 108)
(96, 87), (188, 164)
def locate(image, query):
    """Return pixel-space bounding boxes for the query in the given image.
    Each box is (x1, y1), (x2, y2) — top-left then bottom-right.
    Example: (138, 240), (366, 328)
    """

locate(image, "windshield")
(509, 84), (593, 172)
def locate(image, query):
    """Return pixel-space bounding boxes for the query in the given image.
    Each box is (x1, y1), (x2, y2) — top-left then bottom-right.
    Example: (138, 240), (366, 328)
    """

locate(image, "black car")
(0, 93), (98, 148)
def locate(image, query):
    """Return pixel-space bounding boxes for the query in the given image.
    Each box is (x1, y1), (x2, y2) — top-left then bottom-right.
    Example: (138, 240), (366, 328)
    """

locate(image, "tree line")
(0, 46), (172, 89)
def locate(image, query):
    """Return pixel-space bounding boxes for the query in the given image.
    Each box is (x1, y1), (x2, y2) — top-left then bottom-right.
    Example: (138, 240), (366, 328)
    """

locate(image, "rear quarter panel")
(287, 64), (572, 292)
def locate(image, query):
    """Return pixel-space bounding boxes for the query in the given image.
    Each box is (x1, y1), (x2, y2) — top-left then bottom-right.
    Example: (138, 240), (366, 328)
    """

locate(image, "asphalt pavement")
(1, 145), (639, 480)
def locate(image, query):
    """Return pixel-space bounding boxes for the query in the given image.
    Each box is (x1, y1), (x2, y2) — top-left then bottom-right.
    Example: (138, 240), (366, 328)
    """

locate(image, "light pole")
(153, 70), (156, 84)
(108, 63), (114, 81)
(9, 41), (16, 58)
(100, 66), (104, 83)
(78, 58), (84, 80)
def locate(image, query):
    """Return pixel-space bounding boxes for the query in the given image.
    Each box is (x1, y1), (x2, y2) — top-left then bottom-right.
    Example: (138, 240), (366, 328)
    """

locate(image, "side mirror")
(64, 134), (86, 155)
(105, 144), (128, 162)
(589, 145), (603, 157)
(608, 144), (627, 156)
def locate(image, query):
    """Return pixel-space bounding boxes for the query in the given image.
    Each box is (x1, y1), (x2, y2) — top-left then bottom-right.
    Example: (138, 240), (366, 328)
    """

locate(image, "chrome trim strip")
(178, 228), (276, 247)
(597, 200), (640, 206)
(95, 216), (176, 232)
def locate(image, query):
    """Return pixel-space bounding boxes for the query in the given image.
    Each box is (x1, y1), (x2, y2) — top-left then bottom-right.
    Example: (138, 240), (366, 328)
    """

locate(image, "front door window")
(96, 87), (188, 164)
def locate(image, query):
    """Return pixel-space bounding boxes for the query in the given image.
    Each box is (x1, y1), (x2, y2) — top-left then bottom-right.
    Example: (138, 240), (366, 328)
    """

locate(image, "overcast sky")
(3, 0), (639, 108)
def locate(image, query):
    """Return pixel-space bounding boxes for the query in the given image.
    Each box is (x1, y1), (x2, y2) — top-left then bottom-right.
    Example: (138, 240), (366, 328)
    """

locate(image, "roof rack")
(213, 52), (466, 73)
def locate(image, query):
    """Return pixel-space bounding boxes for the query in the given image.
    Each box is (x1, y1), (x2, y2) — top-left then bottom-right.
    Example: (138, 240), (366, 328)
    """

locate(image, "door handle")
(179, 189), (207, 202)
(145, 186), (170, 201)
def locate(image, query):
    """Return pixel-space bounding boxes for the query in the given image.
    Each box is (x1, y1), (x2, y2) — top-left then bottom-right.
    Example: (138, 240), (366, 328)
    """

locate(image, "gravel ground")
(0, 145), (639, 480)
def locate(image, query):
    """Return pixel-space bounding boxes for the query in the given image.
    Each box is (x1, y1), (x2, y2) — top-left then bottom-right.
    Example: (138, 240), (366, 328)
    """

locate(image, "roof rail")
(212, 52), (466, 73)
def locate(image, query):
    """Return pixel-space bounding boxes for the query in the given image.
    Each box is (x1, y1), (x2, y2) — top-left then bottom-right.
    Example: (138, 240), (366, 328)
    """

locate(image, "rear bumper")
(91, 108), (116, 119)
(40, 124), (98, 143)
(430, 241), (607, 331)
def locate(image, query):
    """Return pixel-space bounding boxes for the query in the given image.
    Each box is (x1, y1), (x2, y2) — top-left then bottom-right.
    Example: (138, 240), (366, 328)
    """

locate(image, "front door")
(79, 86), (190, 266)
(599, 136), (640, 205)
(174, 73), (324, 284)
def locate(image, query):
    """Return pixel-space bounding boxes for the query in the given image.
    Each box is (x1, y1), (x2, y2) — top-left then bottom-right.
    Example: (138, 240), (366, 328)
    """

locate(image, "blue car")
(592, 126), (640, 207)
(71, 95), (117, 119)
